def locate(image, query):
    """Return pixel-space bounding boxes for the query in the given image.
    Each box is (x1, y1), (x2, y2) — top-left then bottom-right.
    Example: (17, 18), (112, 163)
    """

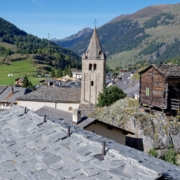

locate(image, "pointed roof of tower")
(85, 27), (103, 59)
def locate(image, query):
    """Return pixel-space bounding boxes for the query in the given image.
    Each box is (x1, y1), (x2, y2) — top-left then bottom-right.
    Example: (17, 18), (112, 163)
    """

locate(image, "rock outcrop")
(89, 98), (180, 153)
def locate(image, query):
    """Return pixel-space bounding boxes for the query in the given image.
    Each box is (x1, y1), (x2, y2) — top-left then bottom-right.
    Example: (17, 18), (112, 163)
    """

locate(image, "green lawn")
(0, 60), (45, 85)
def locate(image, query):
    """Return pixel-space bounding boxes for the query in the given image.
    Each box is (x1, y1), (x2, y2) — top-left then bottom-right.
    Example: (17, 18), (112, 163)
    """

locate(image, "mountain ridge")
(53, 3), (180, 69)
(51, 27), (93, 48)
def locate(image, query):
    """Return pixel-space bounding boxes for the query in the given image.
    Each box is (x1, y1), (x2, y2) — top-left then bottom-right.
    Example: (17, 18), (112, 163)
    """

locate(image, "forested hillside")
(0, 17), (81, 70)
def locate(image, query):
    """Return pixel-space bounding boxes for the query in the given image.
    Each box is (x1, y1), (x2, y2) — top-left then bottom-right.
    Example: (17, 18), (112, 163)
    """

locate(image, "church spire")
(85, 27), (103, 59)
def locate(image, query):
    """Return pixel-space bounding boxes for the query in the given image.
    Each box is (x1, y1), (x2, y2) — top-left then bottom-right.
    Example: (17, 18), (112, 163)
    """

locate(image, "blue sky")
(0, 0), (180, 39)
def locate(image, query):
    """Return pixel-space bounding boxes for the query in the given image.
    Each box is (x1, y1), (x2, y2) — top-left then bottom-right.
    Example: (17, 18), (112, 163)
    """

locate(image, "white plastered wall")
(17, 101), (80, 113)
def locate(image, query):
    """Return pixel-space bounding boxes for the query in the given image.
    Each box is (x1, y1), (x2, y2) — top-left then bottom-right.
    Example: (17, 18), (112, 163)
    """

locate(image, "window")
(69, 107), (73, 111)
(91, 81), (94, 86)
(89, 64), (92, 70)
(93, 64), (97, 70)
(146, 87), (150, 97)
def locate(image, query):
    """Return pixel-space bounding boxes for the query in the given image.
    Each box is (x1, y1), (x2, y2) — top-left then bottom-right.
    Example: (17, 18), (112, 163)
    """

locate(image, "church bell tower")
(81, 27), (106, 105)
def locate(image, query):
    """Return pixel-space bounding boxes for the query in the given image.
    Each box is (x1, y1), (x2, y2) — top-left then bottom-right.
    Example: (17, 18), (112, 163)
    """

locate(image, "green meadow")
(0, 60), (44, 85)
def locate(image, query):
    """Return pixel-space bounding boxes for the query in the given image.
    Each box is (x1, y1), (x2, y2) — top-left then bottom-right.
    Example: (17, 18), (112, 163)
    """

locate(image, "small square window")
(146, 87), (150, 96)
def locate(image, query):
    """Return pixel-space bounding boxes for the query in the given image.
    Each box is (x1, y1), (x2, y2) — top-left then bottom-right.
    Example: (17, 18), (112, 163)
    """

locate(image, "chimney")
(11, 84), (14, 94)
(72, 109), (81, 123)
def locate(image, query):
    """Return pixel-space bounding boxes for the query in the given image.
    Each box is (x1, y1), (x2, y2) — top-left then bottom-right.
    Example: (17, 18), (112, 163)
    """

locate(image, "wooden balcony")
(170, 99), (180, 110)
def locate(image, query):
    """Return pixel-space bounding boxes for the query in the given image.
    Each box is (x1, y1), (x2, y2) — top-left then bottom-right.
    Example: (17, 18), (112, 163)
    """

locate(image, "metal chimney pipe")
(67, 127), (70, 137)
(11, 84), (14, 94)
(102, 142), (106, 156)
(24, 107), (27, 114)
(44, 115), (47, 123)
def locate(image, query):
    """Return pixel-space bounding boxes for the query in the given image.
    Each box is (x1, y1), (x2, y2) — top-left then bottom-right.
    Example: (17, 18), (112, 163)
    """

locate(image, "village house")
(15, 77), (24, 87)
(0, 85), (31, 109)
(0, 106), (179, 179)
(17, 86), (80, 112)
(72, 70), (82, 79)
(35, 106), (134, 145)
(139, 64), (180, 113)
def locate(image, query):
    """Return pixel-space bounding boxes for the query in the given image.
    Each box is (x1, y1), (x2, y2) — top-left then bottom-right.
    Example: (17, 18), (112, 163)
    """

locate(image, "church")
(81, 26), (106, 105)
(17, 27), (106, 113)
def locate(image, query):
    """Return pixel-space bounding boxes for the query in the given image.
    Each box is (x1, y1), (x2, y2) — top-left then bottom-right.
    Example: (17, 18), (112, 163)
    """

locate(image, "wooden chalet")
(139, 64), (180, 112)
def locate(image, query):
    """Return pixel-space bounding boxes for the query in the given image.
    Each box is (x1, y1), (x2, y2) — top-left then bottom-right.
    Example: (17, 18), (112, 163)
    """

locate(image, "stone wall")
(88, 98), (180, 153)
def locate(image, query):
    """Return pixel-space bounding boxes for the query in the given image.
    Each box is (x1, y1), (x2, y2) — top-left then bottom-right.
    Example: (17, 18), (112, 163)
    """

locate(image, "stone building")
(81, 27), (106, 105)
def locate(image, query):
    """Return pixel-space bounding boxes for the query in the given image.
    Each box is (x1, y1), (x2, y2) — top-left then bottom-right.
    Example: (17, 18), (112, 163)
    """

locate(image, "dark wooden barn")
(139, 64), (180, 113)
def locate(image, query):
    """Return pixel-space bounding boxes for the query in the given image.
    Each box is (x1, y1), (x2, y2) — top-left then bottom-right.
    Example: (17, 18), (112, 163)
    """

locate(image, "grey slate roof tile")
(81, 168), (100, 177)
(17, 86), (81, 102)
(0, 106), (179, 179)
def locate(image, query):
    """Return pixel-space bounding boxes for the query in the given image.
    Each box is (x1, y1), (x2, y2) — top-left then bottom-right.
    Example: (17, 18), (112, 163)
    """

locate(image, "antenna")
(48, 33), (50, 56)
(93, 19), (98, 28)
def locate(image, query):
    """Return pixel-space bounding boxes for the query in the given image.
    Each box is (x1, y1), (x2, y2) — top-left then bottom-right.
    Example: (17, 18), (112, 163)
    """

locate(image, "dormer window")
(99, 50), (101, 55)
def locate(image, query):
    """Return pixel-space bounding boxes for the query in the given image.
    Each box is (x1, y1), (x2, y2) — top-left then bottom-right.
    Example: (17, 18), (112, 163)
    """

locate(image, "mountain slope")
(55, 3), (180, 69)
(51, 27), (93, 48)
(0, 17), (82, 85)
(0, 17), (81, 71)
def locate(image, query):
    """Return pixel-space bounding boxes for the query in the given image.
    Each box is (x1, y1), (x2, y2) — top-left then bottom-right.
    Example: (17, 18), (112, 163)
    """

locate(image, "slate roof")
(0, 86), (7, 94)
(0, 106), (179, 179)
(115, 72), (139, 98)
(139, 64), (180, 77)
(0, 86), (31, 103)
(35, 106), (134, 135)
(17, 86), (81, 103)
(85, 28), (103, 59)
(35, 106), (73, 124)
(35, 106), (94, 128)
(123, 82), (140, 98)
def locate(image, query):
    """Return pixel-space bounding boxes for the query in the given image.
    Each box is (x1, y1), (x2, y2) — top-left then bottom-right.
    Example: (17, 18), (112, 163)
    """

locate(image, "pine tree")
(68, 65), (72, 77)
(56, 68), (63, 78)
(22, 76), (33, 89)
(51, 69), (55, 78)
(63, 66), (68, 76)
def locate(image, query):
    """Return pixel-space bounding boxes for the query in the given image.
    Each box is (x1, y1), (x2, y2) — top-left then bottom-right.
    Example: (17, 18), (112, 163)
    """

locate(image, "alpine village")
(1, 2), (180, 180)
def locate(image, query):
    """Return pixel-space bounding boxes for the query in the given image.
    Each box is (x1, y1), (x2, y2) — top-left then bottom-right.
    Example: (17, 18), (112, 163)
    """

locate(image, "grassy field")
(0, 60), (45, 85)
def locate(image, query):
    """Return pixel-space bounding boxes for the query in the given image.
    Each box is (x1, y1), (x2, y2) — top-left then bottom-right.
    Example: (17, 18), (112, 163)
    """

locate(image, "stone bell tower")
(81, 27), (106, 105)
